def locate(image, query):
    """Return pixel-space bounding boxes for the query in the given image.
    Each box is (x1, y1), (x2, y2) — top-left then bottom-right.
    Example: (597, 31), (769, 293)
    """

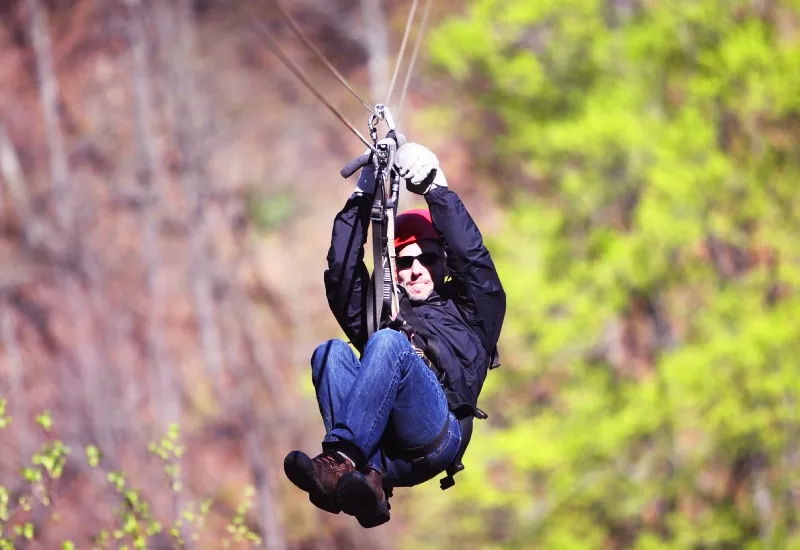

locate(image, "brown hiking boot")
(284, 450), (355, 514)
(336, 469), (391, 528)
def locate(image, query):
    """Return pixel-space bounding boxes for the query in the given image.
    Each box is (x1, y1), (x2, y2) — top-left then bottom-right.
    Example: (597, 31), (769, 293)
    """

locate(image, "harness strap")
(440, 416), (473, 490)
(385, 202), (400, 319)
(366, 136), (401, 338)
(389, 291), (444, 380)
(390, 412), (452, 464)
(366, 195), (385, 338)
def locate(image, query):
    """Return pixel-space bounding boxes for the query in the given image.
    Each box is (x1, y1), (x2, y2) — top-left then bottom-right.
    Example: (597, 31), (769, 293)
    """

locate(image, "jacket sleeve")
(323, 187), (373, 353)
(425, 186), (506, 352)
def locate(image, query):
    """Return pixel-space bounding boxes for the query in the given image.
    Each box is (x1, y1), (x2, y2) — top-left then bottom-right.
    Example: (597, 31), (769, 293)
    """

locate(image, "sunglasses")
(396, 251), (440, 271)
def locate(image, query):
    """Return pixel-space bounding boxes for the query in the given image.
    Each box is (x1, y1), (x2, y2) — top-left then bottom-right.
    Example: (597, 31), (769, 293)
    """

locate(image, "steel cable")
(231, 2), (378, 153)
(385, 0), (420, 109)
(394, 0), (433, 125)
(269, 0), (379, 117)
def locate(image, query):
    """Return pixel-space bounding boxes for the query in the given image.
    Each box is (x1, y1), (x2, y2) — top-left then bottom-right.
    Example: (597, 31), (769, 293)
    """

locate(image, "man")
(284, 142), (506, 528)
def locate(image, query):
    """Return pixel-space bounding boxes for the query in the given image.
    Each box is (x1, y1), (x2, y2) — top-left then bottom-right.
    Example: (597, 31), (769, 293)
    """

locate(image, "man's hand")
(394, 143), (448, 195)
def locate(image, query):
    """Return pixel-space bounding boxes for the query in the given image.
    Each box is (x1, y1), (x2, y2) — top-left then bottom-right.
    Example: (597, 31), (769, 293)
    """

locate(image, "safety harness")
(365, 107), (402, 337)
(339, 104), (405, 335)
(389, 287), (500, 489)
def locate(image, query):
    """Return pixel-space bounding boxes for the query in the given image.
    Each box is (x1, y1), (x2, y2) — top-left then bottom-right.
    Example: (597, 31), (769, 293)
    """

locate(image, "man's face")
(396, 240), (446, 302)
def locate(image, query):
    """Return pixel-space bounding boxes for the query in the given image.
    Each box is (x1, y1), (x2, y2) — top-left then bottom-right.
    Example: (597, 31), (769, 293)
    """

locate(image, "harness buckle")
(371, 203), (384, 222)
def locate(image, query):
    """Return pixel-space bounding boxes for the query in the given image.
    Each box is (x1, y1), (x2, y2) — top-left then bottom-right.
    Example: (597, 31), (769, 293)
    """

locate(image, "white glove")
(394, 142), (448, 195)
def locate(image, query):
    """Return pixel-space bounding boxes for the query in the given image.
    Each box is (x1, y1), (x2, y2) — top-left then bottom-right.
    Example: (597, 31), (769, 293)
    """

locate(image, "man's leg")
(310, 339), (358, 433)
(323, 329), (453, 463)
(324, 329), (459, 526)
(284, 339), (381, 514)
(310, 339), (383, 471)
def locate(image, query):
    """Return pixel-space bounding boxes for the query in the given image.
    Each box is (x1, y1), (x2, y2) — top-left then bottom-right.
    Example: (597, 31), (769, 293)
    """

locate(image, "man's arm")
(426, 186), (506, 352)
(323, 169), (375, 352)
(394, 142), (506, 352)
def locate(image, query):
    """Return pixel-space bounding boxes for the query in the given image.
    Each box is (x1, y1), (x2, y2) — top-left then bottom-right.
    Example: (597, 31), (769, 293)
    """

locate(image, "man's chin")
(406, 286), (433, 302)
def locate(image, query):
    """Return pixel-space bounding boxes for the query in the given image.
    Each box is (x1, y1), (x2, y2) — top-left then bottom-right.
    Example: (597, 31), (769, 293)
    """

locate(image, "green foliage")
(35, 410), (53, 432)
(408, 0), (800, 548)
(0, 399), (11, 430)
(86, 444), (101, 468)
(224, 486), (263, 547)
(246, 189), (297, 233)
(0, 407), (263, 548)
(148, 423), (185, 492)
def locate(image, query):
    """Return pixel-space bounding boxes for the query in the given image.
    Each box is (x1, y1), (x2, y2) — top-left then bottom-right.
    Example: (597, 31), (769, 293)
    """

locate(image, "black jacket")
(323, 183), (506, 419)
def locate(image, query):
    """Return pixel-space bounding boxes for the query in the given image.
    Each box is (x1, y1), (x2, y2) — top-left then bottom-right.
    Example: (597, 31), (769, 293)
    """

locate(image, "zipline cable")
(232, 2), (378, 153)
(394, 0), (433, 125)
(269, 0), (379, 117)
(385, 0), (420, 110)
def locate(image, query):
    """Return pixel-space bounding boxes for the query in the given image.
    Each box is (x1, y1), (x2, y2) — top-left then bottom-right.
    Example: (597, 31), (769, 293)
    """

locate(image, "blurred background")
(1, 0), (800, 548)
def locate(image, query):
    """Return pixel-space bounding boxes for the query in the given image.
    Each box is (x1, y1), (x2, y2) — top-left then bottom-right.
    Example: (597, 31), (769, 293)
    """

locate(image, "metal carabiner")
(374, 104), (396, 132)
(368, 104), (397, 144)
(368, 113), (380, 146)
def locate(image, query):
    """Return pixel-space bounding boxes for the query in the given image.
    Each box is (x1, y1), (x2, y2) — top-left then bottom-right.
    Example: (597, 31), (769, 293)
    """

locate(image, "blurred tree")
(401, 1), (800, 548)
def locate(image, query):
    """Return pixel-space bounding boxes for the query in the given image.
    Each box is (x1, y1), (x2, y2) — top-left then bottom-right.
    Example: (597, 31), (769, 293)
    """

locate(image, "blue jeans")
(311, 329), (462, 487)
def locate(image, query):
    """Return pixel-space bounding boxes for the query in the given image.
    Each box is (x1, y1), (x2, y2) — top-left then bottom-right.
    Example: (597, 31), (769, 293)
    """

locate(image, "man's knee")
(310, 339), (353, 381)
(365, 329), (410, 356)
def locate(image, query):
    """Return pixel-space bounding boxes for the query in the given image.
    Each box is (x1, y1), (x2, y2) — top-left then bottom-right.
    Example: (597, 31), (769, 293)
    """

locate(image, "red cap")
(394, 209), (439, 251)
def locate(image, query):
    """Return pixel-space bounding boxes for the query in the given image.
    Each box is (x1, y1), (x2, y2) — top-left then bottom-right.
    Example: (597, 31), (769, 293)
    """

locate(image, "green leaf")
(34, 411), (52, 432)
(86, 445), (101, 468)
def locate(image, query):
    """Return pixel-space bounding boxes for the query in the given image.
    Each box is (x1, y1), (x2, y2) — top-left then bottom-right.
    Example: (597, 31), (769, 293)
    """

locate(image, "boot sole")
(336, 471), (390, 528)
(283, 451), (341, 514)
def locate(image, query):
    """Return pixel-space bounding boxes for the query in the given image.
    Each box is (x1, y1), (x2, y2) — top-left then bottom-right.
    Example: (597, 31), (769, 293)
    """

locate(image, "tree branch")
(26, 0), (73, 230)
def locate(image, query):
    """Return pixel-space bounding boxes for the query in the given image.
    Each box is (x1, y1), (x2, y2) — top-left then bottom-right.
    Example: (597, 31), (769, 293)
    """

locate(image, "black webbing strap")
(366, 192), (385, 338)
(440, 416), (473, 490)
(390, 291), (444, 378)
(365, 138), (401, 338)
(389, 413), (451, 464)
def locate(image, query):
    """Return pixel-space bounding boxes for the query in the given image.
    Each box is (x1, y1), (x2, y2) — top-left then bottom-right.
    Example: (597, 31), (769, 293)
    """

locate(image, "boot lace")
(313, 451), (344, 469)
